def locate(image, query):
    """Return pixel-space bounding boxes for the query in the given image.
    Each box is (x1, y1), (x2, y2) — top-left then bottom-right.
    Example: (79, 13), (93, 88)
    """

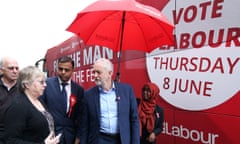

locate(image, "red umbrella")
(67, 0), (174, 81)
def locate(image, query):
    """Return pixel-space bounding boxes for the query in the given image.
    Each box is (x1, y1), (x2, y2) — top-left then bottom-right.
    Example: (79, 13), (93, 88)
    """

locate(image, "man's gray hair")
(95, 58), (113, 73)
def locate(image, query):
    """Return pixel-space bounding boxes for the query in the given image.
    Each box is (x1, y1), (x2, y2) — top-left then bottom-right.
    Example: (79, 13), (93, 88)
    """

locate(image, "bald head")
(0, 56), (19, 69)
(0, 56), (19, 85)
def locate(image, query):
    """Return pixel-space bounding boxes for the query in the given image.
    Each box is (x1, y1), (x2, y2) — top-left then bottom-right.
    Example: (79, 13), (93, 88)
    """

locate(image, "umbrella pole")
(115, 11), (126, 82)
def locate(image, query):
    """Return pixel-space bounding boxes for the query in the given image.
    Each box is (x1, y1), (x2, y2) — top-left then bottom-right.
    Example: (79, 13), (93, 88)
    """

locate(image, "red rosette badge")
(68, 94), (77, 117)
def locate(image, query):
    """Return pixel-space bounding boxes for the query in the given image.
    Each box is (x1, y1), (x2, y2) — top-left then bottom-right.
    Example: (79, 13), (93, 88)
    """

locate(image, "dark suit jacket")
(40, 77), (84, 144)
(80, 82), (140, 144)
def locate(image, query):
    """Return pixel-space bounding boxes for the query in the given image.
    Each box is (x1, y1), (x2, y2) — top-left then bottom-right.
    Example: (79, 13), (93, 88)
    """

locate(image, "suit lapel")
(70, 81), (75, 95)
(53, 77), (66, 113)
(114, 82), (121, 116)
(93, 87), (100, 119)
(54, 77), (61, 89)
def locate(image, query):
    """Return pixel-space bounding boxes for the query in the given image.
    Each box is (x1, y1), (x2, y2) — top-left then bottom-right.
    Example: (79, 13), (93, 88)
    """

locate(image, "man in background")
(0, 56), (19, 144)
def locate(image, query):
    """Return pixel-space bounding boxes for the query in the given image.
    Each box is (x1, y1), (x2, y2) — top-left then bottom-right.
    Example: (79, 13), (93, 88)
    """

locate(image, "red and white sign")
(44, 0), (240, 143)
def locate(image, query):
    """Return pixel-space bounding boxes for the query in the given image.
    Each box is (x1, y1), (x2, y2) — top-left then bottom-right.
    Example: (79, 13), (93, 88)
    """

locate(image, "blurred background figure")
(0, 56), (19, 143)
(138, 82), (164, 144)
(4, 66), (61, 144)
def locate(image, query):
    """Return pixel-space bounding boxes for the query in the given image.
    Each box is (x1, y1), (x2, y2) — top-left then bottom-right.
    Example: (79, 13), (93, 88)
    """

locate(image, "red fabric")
(68, 94), (77, 117)
(66, 0), (175, 53)
(138, 82), (160, 136)
(136, 0), (170, 11)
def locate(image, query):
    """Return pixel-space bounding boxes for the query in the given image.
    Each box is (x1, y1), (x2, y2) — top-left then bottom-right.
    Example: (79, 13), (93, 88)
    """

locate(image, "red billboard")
(44, 0), (240, 143)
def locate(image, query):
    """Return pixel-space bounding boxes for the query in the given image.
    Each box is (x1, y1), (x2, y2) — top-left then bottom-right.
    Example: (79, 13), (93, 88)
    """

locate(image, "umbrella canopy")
(66, 0), (175, 81)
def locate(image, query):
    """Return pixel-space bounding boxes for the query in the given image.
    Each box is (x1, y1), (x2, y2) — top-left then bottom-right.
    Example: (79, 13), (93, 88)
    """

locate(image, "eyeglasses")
(4, 66), (19, 71)
(37, 80), (46, 85)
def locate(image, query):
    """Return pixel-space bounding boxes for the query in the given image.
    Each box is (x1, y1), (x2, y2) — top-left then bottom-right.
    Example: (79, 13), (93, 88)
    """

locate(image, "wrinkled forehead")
(5, 59), (18, 67)
(92, 63), (105, 73)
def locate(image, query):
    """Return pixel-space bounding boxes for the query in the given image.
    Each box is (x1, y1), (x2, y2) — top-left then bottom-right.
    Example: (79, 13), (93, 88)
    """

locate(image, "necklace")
(26, 94), (45, 112)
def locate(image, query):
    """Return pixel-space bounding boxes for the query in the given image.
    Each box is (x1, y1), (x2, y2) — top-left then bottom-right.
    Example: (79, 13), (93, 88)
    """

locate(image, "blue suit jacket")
(40, 77), (84, 144)
(80, 81), (140, 144)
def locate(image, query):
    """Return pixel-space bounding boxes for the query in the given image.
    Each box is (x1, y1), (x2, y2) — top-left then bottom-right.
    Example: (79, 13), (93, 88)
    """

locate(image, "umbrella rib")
(154, 18), (175, 46)
(131, 13), (174, 51)
(130, 12), (150, 51)
(85, 11), (120, 45)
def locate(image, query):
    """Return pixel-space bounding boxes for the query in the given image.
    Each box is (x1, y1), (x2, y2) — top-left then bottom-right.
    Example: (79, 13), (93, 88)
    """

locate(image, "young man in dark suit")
(40, 56), (84, 144)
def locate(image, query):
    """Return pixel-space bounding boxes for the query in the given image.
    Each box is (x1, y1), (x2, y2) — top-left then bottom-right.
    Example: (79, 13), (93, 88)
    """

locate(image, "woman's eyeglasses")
(37, 80), (46, 85)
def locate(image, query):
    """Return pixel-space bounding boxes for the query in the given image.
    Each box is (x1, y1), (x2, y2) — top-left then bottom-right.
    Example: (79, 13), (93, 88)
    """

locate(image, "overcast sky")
(0, 0), (97, 68)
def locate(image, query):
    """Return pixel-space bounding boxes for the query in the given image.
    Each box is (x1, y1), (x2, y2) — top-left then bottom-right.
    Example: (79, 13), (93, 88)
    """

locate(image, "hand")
(147, 132), (156, 142)
(74, 137), (80, 144)
(44, 132), (61, 144)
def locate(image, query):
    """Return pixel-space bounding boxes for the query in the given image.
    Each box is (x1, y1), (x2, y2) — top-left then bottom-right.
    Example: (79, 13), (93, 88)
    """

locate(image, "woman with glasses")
(4, 66), (61, 144)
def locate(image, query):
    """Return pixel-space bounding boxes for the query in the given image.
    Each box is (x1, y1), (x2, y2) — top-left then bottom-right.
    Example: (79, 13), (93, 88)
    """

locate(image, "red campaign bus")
(40, 0), (240, 143)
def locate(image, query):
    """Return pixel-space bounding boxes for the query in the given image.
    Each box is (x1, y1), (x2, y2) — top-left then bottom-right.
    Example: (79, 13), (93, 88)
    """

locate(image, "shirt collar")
(99, 81), (116, 93)
(58, 78), (71, 85)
